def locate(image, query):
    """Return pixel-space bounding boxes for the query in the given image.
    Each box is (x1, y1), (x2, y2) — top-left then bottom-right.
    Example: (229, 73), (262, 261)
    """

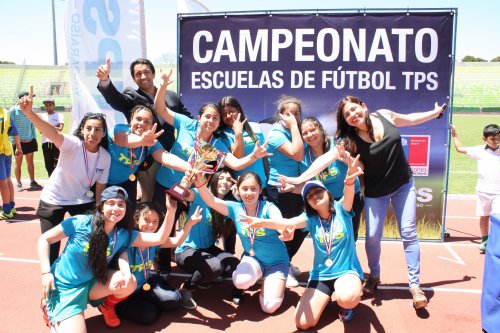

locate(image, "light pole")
(51, 0), (58, 65)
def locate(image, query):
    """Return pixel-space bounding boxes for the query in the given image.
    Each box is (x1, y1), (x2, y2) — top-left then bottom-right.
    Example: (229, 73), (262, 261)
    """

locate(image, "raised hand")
(252, 139), (272, 159)
(96, 56), (111, 81)
(232, 113), (247, 135)
(19, 85), (34, 114)
(140, 123), (164, 146)
(165, 193), (177, 211)
(279, 111), (298, 129)
(279, 226), (296, 241)
(278, 177), (295, 193)
(277, 174), (300, 185)
(187, 206), (203, 227)
(344, 154), (363, 184)
(159, 69), (174, 89)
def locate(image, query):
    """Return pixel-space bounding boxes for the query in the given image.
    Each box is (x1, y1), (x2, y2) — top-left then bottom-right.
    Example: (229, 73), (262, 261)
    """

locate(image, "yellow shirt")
(0, 107), (13, 156)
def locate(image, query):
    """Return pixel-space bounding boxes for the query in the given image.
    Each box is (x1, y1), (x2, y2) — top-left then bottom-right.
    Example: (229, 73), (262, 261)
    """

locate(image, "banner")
(65, 0), (143, 130)
(179, 10), (456, 240)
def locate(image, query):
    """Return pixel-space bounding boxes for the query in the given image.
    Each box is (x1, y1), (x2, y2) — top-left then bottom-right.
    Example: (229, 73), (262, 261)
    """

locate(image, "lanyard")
(318, 215), (336, 258)
(129, 146), (145, 174)
(82, 144), (100, 190)
(138, 247), (151, 281)
(243, 201), (261, 247)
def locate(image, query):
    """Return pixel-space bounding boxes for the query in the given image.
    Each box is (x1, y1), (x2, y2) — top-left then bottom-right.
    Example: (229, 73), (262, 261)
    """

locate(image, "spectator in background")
(96, 57), (192, 202)
(450, 124), (500, 253)
(40, 98), (64, 177)
(0, 107), (22, 220)
(8, 91), (43, 191)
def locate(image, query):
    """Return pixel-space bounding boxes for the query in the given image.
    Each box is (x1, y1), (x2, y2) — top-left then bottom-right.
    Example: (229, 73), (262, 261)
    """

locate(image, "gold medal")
(248, 248), (255, 256)
(325, 258), (333, 267)
(143, 283), (151, 291)
(129, 174), (136, 181)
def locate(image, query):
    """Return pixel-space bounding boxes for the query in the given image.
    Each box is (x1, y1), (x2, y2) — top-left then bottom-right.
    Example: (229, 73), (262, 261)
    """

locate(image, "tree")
(461, 55), (487, 62)
(491, 56), (500, 62)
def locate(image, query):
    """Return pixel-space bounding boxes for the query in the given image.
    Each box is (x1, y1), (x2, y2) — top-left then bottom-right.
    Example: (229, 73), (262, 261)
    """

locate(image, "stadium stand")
(0, 63), (497, 111)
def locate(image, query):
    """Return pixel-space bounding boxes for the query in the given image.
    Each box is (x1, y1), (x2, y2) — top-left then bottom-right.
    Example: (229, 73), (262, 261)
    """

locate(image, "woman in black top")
(281, 96), (446, 309)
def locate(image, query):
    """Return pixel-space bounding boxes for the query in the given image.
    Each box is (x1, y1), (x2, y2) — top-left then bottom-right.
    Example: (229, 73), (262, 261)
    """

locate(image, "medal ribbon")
(129, 146), (145, 177)
(82, 144), (100, 191)
(318, 215), (335, 259)
(138, 247), (151, 282)
(243, 201), (261, 248)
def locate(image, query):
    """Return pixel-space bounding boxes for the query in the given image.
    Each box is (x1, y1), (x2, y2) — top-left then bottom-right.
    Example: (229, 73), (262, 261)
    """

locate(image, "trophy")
(167, 139), (225, 201)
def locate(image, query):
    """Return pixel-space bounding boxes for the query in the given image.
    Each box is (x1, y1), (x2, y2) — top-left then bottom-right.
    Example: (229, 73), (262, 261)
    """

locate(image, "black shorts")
(307, 278), (338, 297)
(14, 139), (38, 155)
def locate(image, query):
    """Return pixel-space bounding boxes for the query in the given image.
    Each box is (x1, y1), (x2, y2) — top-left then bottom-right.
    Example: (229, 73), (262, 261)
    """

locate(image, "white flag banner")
(177, 0), (209, 13)
(65, 0), (143, 131)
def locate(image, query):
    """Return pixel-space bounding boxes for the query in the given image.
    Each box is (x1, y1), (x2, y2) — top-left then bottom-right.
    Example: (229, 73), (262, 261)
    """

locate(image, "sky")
(0, 0), (499, 65)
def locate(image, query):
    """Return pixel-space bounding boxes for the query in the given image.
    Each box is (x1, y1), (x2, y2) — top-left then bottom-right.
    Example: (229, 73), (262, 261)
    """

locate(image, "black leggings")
(115, 274), (181, 325)
(37, 200), (95, 265)
(266, 185), (305, 260)
(174, 245), (239, 289)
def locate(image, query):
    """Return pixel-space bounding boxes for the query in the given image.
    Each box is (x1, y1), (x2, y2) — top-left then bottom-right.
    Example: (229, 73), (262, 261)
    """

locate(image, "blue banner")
(179, 11), (455, 240)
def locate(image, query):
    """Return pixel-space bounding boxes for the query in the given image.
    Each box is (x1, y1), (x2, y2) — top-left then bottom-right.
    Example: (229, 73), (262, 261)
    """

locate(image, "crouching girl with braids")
(37, 186), (185, 332)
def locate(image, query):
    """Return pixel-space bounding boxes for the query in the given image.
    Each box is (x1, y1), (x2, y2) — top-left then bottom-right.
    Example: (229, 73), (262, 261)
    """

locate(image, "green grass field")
(15, 112), (498, 195)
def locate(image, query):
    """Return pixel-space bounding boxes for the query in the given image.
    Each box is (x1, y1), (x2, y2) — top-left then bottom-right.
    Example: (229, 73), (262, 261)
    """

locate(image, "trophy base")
(166, 183), (190, 202)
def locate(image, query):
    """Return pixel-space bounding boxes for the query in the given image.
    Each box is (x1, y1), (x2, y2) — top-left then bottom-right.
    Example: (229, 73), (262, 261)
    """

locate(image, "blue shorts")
(46, 279), (95, 325)
(0, 154), (12, 180)
(258, 261), (288, 280)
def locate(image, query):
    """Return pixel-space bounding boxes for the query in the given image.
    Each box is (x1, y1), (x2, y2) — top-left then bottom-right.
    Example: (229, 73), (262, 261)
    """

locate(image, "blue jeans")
(364, 179), (420, 287)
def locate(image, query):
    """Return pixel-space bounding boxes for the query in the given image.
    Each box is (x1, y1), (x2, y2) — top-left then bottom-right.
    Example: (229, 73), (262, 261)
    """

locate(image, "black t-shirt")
(353, 112), (411, 198)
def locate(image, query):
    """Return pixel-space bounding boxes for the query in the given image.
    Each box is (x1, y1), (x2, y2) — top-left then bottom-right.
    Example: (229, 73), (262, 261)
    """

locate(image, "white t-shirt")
(40, 135), (111, 205)
(40, 112), (64, 144)
(466, 146), (500, 194)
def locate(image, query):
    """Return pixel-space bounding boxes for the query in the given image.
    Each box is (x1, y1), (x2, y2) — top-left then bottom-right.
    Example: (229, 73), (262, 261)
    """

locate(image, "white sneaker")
(286, 268), (299, 288)
(290, 264), (301, 277)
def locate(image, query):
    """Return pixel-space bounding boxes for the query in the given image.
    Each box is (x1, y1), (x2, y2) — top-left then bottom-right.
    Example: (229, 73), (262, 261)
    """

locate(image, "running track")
(0, 183), (484, 332)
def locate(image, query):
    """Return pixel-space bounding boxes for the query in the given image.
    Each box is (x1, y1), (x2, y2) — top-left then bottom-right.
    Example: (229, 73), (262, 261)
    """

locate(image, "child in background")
(451, 124), (500, 253)
(0, 106), (22, 219)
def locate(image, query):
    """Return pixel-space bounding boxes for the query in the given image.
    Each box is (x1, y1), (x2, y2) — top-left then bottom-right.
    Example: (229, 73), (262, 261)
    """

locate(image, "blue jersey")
(107, 124), (162, 184)
(127, 245), (158, 291)
(303, 201), (363, 281)
(220, 122), (268, 187)
(226, 200), (289, 267)
(175, 189), (216, 253)
(52, 215), (138, 287)
(156, 114), (229, 189)
(267, 123), (301, 185)
(300, 138), (360, 198)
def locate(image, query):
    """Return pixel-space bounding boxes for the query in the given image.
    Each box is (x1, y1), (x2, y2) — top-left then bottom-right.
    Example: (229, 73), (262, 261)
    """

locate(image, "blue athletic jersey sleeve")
(226, 200), (289, 267)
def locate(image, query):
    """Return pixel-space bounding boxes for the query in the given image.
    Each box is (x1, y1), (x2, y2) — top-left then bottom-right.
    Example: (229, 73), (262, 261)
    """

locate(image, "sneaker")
(362, 275), (380, 297)
(179, 287), (197, 309)
(0, 211), (14, 220)
(231, 288), (245, 305)
(286, 268), (299, 288)
(40, 298), (51, 328)
(29, 181), (43, 190)
(15, 183), (22, 192)
(212, 276), (224, 283)
(290, 263), (302, 277)
(409, 286), (428, 309)
(479, 240), (487, 253)
(10, 207), (16, 215)
(338, 307), (354, 322)
(97, 303), (121, 328)
(198, 282), (211, 289)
